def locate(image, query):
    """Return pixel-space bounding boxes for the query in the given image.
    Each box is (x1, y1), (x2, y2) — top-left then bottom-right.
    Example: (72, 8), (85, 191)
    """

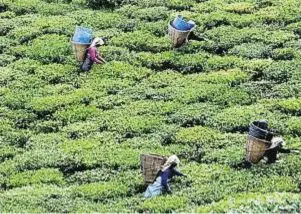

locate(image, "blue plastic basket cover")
(72, 26), (93, 43)
(172, 15), (195, 31)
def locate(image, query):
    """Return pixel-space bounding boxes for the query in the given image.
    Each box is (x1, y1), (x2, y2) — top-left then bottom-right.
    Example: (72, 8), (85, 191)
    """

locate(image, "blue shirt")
(159, 168), (185, 190)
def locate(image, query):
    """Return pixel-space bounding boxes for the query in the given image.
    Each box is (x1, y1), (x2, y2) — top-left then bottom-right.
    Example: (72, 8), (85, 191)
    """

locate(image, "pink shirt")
(87, 47), (101, 64)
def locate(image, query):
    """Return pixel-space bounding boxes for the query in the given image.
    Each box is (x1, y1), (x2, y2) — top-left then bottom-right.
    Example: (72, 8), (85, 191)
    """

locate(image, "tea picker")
(168, 15), (197, 48)
(71, 26), (107, 72)
(81, 37), (107, 72)
(244, 119), (300, 166)
(263, 137), (300, 164)
(141, 154), (187, 198)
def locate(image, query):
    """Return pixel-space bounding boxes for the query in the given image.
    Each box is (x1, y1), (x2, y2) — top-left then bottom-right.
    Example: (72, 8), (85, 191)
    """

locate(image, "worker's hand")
(270, 128), (279, 133)
(292, 150), (301, 154)
(167, 189), (172, 194)
(98, 56), (107, 64)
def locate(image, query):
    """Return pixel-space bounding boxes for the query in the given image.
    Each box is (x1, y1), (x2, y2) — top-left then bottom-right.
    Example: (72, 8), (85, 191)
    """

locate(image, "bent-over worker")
(81, 37), (107, 72)
(144, 155), (186, 198)
(264, 137), (296, 164)
(237, 136), (300, 168)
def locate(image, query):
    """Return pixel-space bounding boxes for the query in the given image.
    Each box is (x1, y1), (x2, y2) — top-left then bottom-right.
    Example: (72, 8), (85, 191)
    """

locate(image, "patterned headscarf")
(161, 155), (180, 172)
(269, 137), (285, 149)
(90, 37), (104, 47)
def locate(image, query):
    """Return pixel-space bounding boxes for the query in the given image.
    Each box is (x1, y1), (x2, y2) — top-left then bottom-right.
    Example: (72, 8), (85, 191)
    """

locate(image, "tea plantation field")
(1, 0), (301, 212)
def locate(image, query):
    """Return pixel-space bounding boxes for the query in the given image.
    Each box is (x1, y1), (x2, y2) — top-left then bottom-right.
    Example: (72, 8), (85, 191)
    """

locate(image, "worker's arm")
(188, 32), (205, 41)
(278, 148), (291, 153)
(97, 55), (107, 63)
(173, 168), (186, 177)
(291, 150), (301, 154)
(282, 148), (301, 154)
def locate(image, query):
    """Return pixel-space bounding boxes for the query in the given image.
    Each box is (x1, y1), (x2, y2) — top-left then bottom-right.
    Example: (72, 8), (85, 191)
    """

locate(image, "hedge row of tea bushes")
(1, 0), (301, 212)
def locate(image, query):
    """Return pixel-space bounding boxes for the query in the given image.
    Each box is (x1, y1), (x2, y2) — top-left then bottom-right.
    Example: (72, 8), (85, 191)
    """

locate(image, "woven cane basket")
(168, 22), (195, 47)
(71, 40), (90, 62)
(141, 154), (166, 184)
(246, 135), (271, 164)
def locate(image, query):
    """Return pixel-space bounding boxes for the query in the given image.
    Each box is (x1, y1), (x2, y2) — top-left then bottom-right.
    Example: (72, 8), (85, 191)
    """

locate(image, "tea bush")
(4, 0), (40, 15)
(85, 0), (124, 8)
(167, 102), (219, 127)
(8, 26), (41, 44)
(137, 51), (244, 73)
(189, 69), (249, 85)
(271, 82), (301, 98)
(137, 51), (210, 72)
(28, 88), (96, 116)
(208, 104), (285, 132)
(111, 31), (171, 52)
(0, 145), (21, 162)
(7, 15), (77, 43)
(8, 168), (65, 188)
(229, 42), (272, 59)
(60, 138), (140, 169)
(8, 34), (71, 63)
(142, 70), (183, 88)
(0, 19), (14, 36)
(0, 54), (16, 67)
(201, 146), (244, 165)
(203, 26), (258, 52)
(106, 114), (165, 135)
(0, 185), (70, 212)
(67, 168), (119, 184)
(271, 47), (299, 60)
(285, 117), (301, 136)
(139, 195), (188, 212)
(7, 58), (42, 74)
(119, 6), (170, 22)
(73, 182), (128, 201)
(276, 98), (301, 116)
(34, 120), (62, 133)
(36, 2), (75, 16)
(100, 46), (135, 64)
(172, 83), (250, 106)
(204, 55), (244, 72)
(224, 2), (255, 14)
(0, 149), (71, 177)
(28, 34), (71, 63)
(35, 63), (76, 84)
(61, 121), (103, 139)
(97, 61), (153, 81)
(261, 60), (301, 83)
(137, 21), (167, 36)
(0, 11), (16, 19)
(69, 10), (124, 30)
(54, 105), (101, 124)
(0, 108), (37, 129)
(175, 126), (224, 148)
(124, 100), (183, 116)
(197, 192), (301, 213)
(0, 37), (14, 53)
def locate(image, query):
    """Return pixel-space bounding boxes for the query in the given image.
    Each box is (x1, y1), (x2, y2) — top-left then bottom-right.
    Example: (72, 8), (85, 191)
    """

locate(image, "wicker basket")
(168, 21), (195, 48)
(245, 135), (271, 164)
(249, 121), (274, 141)
(71, 40), (91, 62)
(141, 154), (166, 184)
